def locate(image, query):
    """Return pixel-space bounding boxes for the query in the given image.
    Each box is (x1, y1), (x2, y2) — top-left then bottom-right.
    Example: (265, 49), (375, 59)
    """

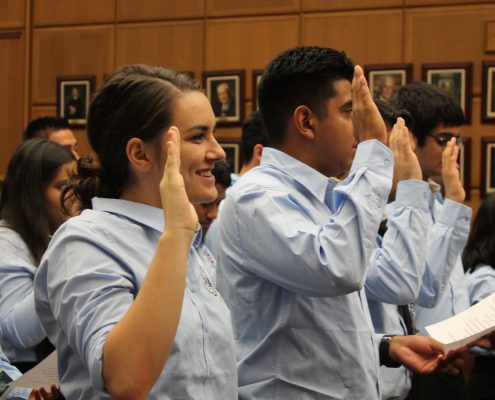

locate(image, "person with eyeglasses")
(391, 81), (472, 400)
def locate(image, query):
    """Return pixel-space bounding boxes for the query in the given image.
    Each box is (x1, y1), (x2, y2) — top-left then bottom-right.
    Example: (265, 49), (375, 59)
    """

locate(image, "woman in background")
(0, 139), (75, 371)
(463, 193), (495, 400)
(34, 65), (237, 399)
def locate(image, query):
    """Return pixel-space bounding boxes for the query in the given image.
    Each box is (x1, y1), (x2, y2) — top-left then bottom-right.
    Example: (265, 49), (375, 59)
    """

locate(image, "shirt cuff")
(436, 199), (472, 230)
(351, 139), (394, 179)
(393, 180), (430, 212)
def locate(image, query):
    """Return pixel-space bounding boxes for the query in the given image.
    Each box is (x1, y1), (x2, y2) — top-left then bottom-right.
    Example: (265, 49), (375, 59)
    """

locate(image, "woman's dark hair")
(67, 65), (201, 210)
(462, 194), (495, 273)
(0, 139), (74, 264)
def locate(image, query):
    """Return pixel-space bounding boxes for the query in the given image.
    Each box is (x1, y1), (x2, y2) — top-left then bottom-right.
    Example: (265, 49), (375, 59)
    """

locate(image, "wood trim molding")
(0, 30), (22, 39)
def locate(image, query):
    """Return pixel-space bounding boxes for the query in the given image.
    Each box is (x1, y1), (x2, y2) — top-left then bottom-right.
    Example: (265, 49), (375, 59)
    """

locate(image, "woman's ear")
(126, 138), (154, 173)
(293, 105), (315, 140)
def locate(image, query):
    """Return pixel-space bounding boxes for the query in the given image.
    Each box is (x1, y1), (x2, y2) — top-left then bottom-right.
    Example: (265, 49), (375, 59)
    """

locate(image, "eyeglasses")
(426, 133), (463, 148)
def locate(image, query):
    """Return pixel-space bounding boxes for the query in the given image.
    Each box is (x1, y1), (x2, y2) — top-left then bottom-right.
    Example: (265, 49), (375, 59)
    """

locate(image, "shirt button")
(204, 326), (209, 333)
(384, 158), (391, 167)
(190, 288), (197, 293)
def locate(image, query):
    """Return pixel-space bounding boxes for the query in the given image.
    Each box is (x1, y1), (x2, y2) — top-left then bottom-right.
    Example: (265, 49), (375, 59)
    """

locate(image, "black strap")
(398, 304), (416, 335)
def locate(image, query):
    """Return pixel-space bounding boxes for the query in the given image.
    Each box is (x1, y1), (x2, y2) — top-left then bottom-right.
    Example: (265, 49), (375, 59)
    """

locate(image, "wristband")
(379, 335), (401, 368)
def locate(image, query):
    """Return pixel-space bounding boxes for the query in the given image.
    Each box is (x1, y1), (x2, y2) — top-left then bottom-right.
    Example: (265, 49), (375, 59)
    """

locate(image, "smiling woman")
(33, 65), (237, 400)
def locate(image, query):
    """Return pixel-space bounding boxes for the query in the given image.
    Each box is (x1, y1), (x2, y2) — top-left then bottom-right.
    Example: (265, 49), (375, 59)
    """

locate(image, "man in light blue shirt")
(393, 82), (472, 399)
(216, 46), (449, 400)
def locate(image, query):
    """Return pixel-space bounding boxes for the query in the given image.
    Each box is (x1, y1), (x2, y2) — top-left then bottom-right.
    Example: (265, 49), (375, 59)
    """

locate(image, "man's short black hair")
(258, 46), (354, 146)
(393, 82), (464, 147)
(24, 116), (70, 141)
(241, 111), (268, 164)
(374, 99), (414, 132)
(212, 161), (232, 189)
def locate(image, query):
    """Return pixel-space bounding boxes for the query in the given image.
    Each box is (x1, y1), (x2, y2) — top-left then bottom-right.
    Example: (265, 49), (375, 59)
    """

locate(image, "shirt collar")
(91, 197), (202, 248)
(261, 147), (334, 203)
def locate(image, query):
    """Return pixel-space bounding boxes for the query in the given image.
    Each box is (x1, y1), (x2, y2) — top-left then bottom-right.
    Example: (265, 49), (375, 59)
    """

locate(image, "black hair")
(258, 46), (354, 146)
(66, 65), (201, 211)
(0, 139), (74, 264)
(393, 82), (464, 147)
(24, 116), (70, 141)
(462, 194), (495, 273)
(374, 99), (414, 132)
(241, 111), (268, 164)
(212, 161), (231, 189)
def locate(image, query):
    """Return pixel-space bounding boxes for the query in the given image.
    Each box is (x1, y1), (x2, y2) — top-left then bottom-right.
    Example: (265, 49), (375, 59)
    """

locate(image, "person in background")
(24, 117), (79, 160)
(0, 139), (75, 372)
(393, 81), (472, 400)
(34, 65), (237, 399)
(463, 194), (495, 400)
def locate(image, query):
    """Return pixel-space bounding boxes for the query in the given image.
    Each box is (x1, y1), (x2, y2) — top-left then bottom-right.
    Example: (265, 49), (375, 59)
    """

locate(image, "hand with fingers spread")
(442, 137), (465, 203)
(351, 65), (388, 144)
(389, 117), (422, 182)
(160, 126), (199, 235)
(389, 335), (446, 374)
(29, 385), (64, 400)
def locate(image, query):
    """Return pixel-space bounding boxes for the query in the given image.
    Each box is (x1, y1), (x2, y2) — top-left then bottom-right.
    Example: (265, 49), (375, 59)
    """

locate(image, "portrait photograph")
(364, 64), (412, 103)
(57, 75), (95, 127)
(422, 62), (472, 123)
(252, 69), (264, 111)
(203, 70), (245, 126)
(482, 137), (495, 196)
(217, 138), (241, 174)
(482, 61), (495, 123)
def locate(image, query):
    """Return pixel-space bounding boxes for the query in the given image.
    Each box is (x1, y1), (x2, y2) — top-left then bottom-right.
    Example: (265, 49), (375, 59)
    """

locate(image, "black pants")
(408, 372), (466, 400)
(466, 357), (495, 400)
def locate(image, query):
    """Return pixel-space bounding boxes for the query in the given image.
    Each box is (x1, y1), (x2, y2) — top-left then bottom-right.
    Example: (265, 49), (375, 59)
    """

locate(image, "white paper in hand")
(426, 292), (495, 352)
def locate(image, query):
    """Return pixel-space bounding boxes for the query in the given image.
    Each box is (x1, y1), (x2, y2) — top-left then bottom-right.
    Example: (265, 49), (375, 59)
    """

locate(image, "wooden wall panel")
(117, 0), (204, 21)
(33, 0), (115, 26)
(406, 0), (494, 6)
(0, 0), (25, 28)
(303, 0), (403, 12)
(206, 16), (299, 99)
(206, 0), (299, 17)
(0, 34), (24, 177)
(32, 26), (114, 104)
(302, 10), (403, 65)
(116, 21), (204, 74)
(405, 5), (495, 89)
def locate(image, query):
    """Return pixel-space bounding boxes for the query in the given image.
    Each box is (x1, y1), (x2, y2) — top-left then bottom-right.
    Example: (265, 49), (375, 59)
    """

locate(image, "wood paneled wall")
(1, 0), (494, 213)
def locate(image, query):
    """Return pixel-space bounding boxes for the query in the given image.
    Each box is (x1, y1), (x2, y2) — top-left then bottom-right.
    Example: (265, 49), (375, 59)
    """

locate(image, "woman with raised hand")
(34, 65), (237, 399)
(0, 139), (75, 370)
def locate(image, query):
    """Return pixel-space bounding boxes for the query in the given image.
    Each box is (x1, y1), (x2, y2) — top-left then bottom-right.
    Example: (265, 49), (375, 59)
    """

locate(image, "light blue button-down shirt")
(365, 180), (430, 400)
(34, 198), (237, 399)
(412, 191), (471, 334)
(467, 264), (495, 306)
(0, 224), (46, 362)
(217, 141), (393, 399)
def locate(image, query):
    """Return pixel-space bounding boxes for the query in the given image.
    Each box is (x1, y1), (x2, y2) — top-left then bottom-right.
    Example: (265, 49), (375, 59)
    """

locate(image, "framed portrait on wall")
(217, 137), (241, 174)
(422, 62), (472, 123)
(459, 137), (471, 200)
(481, 137), (495, 196)
(57, 75), (95, 127)
(252, 69), (264, 111)
(482, 61), (495, 123)
(364, 64), (412, 103)
(203, 70), (245, 126)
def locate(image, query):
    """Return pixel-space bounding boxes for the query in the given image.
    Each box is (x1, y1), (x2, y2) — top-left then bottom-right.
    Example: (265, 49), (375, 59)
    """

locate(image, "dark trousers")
(408, 372), (466, 400)
(466, 358), (495, 400)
